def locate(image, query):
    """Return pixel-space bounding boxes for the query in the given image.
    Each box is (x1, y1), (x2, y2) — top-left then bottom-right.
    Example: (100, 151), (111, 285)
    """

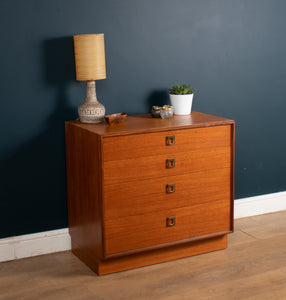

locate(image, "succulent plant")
(169, 84), (194, 95)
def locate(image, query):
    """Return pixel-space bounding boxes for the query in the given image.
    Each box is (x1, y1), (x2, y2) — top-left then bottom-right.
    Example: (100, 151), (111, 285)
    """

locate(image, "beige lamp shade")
(73, 34), (106, 81)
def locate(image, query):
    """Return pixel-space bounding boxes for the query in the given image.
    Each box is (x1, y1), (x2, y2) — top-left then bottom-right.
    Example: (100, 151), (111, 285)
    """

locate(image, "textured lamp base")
(78, 81), (105, 123)
(78, 101), (105, 123)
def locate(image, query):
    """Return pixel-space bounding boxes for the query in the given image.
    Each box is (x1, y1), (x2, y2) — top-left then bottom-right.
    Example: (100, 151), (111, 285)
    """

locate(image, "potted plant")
(169, 84), (194, 115)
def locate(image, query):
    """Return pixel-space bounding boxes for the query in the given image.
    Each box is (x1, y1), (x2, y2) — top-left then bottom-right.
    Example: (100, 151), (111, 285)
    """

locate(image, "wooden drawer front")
(104, 200), (231, 256)
(103, 147), (231, 185)
(103, 125), (231, 161)
(104, 168), (231, 220)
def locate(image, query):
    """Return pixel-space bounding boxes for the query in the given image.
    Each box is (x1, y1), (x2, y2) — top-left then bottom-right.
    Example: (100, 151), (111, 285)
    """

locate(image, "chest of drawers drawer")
(103, 125), (231, 161)
(103, 146), (231, 184)
(103, 168), (231, 220)
(104, 199), (231, 256)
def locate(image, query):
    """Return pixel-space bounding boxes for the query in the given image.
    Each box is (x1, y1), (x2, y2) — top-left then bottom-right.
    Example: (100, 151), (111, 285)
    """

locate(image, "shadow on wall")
(146, 90), (169, 109)
(0, 37), (77, 238)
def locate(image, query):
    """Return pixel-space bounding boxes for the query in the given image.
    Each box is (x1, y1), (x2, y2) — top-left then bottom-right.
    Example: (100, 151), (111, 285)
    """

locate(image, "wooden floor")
(1, 210), (286, 300)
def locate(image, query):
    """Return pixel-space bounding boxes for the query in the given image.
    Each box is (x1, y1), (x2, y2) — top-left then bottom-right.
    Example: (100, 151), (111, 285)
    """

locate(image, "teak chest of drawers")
(65, 111), (235, 275)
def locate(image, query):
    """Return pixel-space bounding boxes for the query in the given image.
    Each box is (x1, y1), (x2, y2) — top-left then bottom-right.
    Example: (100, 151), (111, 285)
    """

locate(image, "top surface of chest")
(66, 111), (234, 137)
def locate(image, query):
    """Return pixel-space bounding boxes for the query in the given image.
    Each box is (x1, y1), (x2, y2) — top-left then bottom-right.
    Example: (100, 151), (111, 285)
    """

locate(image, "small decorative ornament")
(151, 106), (162, 118)
(160, 105), (174, 119)
(104, 113), (127, 126)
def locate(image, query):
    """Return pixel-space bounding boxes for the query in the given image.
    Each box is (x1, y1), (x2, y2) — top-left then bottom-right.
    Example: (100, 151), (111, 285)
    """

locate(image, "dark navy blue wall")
(1, 0), (286, 238)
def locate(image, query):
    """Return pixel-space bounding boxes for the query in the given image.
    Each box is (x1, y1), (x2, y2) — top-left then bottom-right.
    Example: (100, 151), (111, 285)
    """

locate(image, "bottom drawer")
(104, 199), (231, 256)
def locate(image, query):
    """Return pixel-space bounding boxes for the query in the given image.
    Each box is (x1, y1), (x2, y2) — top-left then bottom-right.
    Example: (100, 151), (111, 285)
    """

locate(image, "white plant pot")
(169, 94), (194, 115)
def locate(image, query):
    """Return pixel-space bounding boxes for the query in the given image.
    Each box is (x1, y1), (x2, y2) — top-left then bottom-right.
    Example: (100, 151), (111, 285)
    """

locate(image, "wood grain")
(103, 146), (231, 185)
(104, 199), (231, 255)
(65, 122), (104, 263)
(97, 235), (227, 275)
(104, 168), (231, 219)
(67, 111), (234, 137)
(103, 125), (231, 161)
(230, 123), (235, 231)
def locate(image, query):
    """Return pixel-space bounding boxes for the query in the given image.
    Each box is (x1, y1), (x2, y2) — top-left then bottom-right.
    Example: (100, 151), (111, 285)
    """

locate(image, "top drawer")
(103, 125), (232, 161)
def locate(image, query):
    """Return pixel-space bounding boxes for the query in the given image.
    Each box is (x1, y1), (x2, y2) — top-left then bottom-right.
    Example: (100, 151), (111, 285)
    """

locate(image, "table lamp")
(73, 34), (106, 123)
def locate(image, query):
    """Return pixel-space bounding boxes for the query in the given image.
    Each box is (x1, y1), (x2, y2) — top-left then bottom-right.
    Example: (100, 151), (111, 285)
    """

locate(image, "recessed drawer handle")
(166, 183), (176, 193)
(166, 216), (176, 227)
(166, 136), (175, 146)
(166, 158), (175, 168)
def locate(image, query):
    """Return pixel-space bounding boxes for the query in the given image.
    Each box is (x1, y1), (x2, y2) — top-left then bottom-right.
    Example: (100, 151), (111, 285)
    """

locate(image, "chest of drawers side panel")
(230, 122), (235, 232)
(65, 122), (104, 265)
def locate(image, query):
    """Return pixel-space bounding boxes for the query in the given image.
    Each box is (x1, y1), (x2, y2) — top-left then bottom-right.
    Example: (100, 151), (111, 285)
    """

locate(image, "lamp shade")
(73, 34), (106, 81)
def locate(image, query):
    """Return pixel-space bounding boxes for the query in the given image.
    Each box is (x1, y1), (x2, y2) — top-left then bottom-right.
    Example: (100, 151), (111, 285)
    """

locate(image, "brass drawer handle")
(166, 216), (176, 227)
(166, 183), (176, 193)
(166, 136), (175, 146)
(166, 158), (175, 168)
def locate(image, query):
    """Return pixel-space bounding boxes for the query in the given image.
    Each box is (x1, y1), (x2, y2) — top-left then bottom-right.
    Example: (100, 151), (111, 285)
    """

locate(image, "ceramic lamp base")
(78, 101), (105, 123)
(78, 81), (105, 123)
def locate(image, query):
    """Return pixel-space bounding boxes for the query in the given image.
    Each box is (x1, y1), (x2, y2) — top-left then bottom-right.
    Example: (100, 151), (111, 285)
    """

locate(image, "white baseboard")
(234, 191), (286, 219)
(0, 228), (71, 263)
(1, 191), (286, 263)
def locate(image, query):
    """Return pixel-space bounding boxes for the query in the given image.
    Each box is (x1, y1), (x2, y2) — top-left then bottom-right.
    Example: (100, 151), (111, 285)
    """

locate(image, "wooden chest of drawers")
(65, 112), (235, 275)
